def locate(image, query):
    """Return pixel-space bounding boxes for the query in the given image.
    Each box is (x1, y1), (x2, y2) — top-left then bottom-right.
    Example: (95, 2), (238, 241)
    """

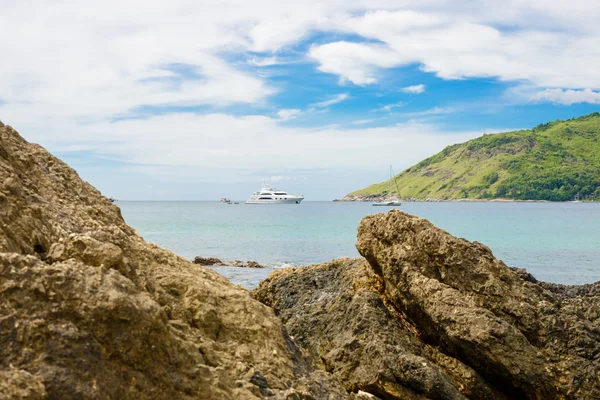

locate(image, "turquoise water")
(119, 201), (600, 288)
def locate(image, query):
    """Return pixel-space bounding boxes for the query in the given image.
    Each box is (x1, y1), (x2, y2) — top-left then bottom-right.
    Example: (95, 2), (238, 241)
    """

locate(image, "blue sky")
(1, 1), (599, 200)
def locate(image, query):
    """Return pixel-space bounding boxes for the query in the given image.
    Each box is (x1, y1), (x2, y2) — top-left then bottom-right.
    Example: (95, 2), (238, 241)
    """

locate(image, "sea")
(119, 201), (600, 289)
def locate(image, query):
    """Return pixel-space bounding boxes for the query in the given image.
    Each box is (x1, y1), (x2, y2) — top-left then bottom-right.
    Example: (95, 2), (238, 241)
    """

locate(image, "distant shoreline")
(333, 197), (597, 203)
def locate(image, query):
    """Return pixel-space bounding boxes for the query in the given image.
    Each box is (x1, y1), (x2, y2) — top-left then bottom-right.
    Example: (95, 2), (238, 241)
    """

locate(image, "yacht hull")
(373, 201), (402, 206)
(245, 198), (304, 204)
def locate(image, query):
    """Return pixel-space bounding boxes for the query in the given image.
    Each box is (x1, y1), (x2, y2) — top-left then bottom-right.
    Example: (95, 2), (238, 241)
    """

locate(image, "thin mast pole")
(389, 165), (392, 198)
(391, 166), (400, 198)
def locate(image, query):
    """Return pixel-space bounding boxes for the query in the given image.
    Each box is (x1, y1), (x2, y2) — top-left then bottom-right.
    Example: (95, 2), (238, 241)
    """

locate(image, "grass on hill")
(350, 112), (600, 201)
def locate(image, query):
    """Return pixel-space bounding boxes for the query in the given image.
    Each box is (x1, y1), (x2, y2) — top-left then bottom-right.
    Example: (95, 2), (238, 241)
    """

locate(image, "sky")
(0, 1), (599, 200)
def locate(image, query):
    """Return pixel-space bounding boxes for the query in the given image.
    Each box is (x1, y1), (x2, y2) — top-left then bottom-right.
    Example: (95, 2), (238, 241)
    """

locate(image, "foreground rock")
(255, 211), (600, 399)
(358, 211), (599, 399)
(0, 122), (348, 399)
(193, 256), (266, 268)
(255, 259), (506, 400)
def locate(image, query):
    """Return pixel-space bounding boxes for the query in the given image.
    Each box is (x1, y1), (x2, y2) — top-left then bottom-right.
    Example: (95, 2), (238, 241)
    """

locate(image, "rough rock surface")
(0, 122), (349, 399)
(194, 256), (266, 268)
(255, 211), (600, 399)
(193, 256), (225, 265)
(357, 211), (599, 399)
(0, 369), (48, 399)
(254, 259), (508, 400)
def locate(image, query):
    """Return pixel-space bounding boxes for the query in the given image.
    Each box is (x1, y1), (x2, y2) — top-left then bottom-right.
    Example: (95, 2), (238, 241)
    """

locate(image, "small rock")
(246, 261), (265, 268)
(193, 256), (224, 266)
(194, 256), (266, 268)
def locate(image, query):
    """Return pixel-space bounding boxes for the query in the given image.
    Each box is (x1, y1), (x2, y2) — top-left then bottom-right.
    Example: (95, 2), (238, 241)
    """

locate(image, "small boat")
(108, 197), (116, 203)
(245, 183), (304, 204)
(373, 201), (402, 207)
(373, 166), (402, 207)
(220, 197), (232, 203)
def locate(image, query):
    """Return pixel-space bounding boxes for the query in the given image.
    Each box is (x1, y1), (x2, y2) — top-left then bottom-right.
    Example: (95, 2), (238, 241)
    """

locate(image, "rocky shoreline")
(1, 121), (599, 399)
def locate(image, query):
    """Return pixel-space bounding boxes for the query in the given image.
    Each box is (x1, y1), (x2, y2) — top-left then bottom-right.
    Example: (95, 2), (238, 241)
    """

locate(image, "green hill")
(346, 112), (600, 201)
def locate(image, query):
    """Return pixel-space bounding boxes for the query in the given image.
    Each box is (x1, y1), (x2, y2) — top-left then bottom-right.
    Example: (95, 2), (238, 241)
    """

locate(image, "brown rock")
(246, 261), (266, 268)
(357, 210), (600, 399)
(192, 256), (225, 266)
(254, 258), (507, 400)
(0, 123), (349, 399)
(192, 257), (266, 268)
(255, 210), (600, 400)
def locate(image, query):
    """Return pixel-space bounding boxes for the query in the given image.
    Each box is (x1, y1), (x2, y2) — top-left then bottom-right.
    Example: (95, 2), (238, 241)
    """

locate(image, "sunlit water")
(119, 201), (600, 289)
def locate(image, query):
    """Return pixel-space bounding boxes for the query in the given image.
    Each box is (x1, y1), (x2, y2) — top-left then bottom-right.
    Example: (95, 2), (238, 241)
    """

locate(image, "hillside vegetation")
(348, 112), (600, 201)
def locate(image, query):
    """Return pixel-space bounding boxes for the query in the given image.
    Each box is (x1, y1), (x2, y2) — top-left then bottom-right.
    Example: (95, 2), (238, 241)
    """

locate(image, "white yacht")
(245, 184), (304, 204)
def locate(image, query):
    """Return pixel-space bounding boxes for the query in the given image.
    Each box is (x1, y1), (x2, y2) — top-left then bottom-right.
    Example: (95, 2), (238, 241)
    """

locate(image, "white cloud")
(1, 0), (600, 200)
(248, 56), (281, 66)
(0, 4), (277, 121)
(401, 84), (426, 94)
(268, 175), (298, 182)
(247, 13), (320, 52)
(309, 42), (406, 85)
(15, 112), (481, 175)
(530, 88), (600, 105)
(309, 9), (600, 89)
(341, 9), (441, 38)
(311, 93), (350, 108)
(1, 0), (599, 125)
(351, 118), (377, 125)
(403, 107), (455, 117)
(277, 109), (302, 120)
(375, 102), (406, 112)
